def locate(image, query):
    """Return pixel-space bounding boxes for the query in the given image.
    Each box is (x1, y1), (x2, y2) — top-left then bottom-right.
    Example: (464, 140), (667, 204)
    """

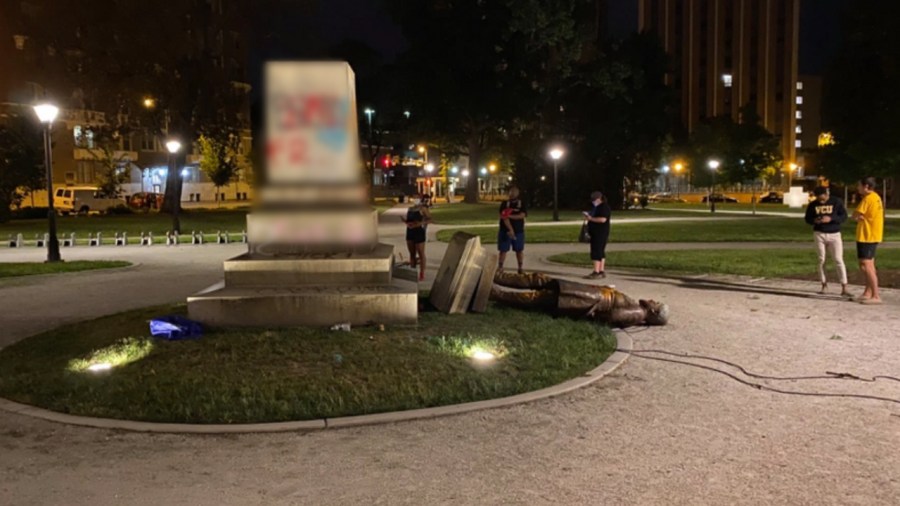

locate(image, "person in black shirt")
(804, 186), (850, 296)
(497, 186), (527, 273)
(582, 191), (611, 279)
(401, 194), (432, 282)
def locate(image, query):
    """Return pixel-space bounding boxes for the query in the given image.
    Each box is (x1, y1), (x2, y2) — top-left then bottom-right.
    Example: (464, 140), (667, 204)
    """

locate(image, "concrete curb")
(0, 332), (631, 434)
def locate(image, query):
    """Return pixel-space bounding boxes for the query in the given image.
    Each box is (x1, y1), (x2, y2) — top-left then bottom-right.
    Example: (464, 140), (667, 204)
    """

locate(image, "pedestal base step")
(187, 280), (418, 327)
(224, 243), (395, 287)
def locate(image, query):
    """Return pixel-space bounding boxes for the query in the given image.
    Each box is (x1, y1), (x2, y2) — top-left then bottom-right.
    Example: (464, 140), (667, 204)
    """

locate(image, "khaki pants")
(815, 231), (847, 284)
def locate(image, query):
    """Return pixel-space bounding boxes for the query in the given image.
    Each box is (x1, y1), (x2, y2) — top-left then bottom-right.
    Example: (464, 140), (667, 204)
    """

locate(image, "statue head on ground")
(640, 300), (669, 326)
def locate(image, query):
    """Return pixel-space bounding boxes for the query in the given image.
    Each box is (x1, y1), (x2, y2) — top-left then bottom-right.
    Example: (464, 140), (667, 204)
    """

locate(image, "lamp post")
(363, 108), (375, 137)
(788, 162), (797, 189)
(166, 140), (182, 233)
(33, 103), (61, 263)
(661, 164), (670, 192)
(674, 162), (684, 198)
(549, 147), (564, 221)
(708, 159), (720, 213)
(424, 163), (434, 196)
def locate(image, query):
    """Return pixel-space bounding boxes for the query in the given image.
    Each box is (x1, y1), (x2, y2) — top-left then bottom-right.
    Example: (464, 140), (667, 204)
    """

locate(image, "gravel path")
(1, 214), (898, 505)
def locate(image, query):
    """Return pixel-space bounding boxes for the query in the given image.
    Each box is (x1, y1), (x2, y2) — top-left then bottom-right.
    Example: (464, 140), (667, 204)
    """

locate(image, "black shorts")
(406, 227), (426, 244)
(590, 235), (608, 261)
(857, 242), (878, 260)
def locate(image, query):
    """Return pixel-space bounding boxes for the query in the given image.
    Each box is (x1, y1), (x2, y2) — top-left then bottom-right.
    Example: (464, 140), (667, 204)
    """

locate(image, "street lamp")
(424, 163), (434, 194)
(166, 140), (183, 233)
(363, 108), (375, 137)
(549, 147), (564, 221)
(403, 110), (411, 119)
(33, 103), (61, 263)
(489, 163), (497, 173)
(661, 165), (670, 192)
(708, 159), (720, 213)
(788, 162), (798, 188)
(142, 97), (156, 109)
(671, 162), (685, 198)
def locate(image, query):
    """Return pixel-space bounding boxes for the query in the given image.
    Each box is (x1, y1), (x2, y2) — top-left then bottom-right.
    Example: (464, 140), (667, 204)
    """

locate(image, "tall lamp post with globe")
(549, 147), (565, 221)
(708, 159), (721, 214)
(33, 103), (62, 262)
(166, 140), (183, 233)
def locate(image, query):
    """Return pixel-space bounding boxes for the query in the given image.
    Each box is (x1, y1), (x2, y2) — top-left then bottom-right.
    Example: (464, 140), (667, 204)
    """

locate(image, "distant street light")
(489, 163), (497, 172)
(788, 162), (798, 188)
(142, 97), (156, 109)
(450, 166), (459, 175)
(403, 110), (411, 119)
(708, 159), (721, 214)
(33, 103), (61, 263)
(673, 162), (685, 198)
(480, 167), (488, 175)
(166, 140), (183, 233)
(461, 169), (470, 177)
(363, 108), (375, 137)
(661, 165), (670, 192)
(549, 147), (565, 221)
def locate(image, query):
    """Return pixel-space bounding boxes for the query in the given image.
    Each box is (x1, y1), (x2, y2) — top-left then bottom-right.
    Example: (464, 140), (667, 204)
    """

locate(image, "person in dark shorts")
(582, 191), (611, 279)
(401, 195), (432, 281)
(852, 177), (884, 304)
(497, 186), (527, 273)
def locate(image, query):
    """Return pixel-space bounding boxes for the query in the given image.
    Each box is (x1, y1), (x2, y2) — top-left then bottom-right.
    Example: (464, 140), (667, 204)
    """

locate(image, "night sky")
(313, 0), (846, 74)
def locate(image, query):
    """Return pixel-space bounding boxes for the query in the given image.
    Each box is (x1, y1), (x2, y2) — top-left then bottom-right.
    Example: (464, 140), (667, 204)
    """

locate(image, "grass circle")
(0, 303), (616, 424)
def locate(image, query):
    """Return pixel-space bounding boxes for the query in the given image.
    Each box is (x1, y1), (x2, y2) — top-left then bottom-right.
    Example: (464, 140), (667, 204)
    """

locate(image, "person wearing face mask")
(804, 186), (850, 297)
(582, 191), (611, 279)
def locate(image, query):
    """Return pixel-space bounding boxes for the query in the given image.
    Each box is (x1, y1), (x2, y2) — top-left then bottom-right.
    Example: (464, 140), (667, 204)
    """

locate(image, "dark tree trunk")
(465, 136), (481, 204)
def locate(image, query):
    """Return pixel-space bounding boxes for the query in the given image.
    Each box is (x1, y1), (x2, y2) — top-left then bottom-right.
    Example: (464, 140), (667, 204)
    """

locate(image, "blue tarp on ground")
(149, 315), (204, 340)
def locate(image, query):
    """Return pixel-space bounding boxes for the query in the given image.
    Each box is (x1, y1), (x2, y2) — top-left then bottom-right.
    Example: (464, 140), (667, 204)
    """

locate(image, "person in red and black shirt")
(498, 186), (527, 273)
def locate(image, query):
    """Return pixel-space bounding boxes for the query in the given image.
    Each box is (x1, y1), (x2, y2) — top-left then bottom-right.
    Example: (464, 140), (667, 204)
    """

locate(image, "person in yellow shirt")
(852, 177), (884, 304)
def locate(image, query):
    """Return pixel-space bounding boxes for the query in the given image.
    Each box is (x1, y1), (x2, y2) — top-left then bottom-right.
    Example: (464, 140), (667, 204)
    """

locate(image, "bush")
(105, 204), (134, 215)
(11, 207), (50, 220)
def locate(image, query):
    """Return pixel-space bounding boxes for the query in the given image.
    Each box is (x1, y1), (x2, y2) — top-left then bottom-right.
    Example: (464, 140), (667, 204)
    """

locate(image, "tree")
(384, 0), (583, 203)
(198, 134), (242, 207)
(0, 115), (44, 223)
(687, 105), (782, 188)
(80, 125), (133, 198)
(823, 0), (900, 205)
(558, 33), (676, 209)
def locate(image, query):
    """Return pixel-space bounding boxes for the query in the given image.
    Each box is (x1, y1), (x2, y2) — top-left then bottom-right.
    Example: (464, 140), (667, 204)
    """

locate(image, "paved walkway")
(1, 215), (899, 505)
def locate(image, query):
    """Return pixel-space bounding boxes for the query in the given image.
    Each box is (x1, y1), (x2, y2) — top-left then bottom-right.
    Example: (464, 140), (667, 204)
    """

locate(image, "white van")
(54, 186), (124, 215)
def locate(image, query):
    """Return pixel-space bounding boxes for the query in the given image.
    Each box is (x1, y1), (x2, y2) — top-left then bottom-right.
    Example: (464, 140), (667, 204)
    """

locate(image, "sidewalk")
(1, 217), (899, 505)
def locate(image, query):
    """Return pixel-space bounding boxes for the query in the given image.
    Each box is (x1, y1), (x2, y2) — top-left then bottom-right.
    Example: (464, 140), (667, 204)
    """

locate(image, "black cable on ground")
(613, 328), (900, 407)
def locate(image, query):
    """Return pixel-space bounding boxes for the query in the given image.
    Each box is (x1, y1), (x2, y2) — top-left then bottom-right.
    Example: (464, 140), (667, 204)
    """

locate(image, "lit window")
(13, 35), (27, 50)
(721, 74), (733, 88)
(796, 111), (802, 119)
(797, 82), (804, 91)
(796, 96), (803, 105)
(795, 140), (803, 148)
(796, 125), (802, 134)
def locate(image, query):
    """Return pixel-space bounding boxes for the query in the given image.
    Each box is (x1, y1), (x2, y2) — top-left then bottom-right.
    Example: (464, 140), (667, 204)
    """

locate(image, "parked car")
(648, 192), (687, 203)
(701, 193), (739, 203)
(758, 191), (784, 203)
(127, 192), (165, 210)
(54, 186), (125, 215)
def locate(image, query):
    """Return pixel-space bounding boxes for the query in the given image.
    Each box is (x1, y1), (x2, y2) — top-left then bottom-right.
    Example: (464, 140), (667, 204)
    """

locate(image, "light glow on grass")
(471, 350), (496, 361)
(69, 337), (155, 374)
(429, 334), (508, 363)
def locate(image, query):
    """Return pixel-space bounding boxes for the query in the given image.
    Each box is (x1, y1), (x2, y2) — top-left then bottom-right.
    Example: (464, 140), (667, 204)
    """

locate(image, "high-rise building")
(638, 0), (801, 163)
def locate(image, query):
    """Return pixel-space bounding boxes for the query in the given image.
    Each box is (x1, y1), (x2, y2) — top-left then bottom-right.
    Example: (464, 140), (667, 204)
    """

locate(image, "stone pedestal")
(186, 61), (418, 328)
(188, 241), (418, 327)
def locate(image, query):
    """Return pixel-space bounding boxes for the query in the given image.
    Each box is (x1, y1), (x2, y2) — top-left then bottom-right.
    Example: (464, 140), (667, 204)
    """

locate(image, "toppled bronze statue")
(491, 272), (669, 328)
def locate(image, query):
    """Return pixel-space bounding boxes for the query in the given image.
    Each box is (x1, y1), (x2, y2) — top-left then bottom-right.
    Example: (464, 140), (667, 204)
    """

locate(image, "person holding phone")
(497, 186), (527, 273)
(583, 191), (611, 279)
(401, 194), (432, 282)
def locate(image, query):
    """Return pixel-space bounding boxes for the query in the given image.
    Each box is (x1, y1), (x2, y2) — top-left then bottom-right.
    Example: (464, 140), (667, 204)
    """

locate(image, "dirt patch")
(788, 268), (900, 288)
